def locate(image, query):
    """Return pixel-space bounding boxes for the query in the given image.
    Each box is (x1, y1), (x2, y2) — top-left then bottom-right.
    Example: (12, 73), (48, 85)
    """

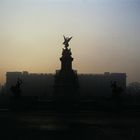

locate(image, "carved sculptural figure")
(10, 78), (23, 98)
(63, 35), (72, 48)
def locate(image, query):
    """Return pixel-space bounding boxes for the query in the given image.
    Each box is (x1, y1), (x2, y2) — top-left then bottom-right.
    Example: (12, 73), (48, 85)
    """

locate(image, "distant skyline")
(0, 0), (140, 84)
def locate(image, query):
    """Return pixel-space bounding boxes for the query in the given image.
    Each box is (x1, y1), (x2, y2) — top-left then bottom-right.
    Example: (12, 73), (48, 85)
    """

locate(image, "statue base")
(54, 69), (79, 98)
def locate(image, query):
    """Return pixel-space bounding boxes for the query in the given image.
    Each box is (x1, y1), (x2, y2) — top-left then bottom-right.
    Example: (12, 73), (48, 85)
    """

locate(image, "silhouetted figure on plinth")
(63, 35), (72, 48)
(111, 81), (123, 97)
(10, 78), (23, 99)
(111, 81), (123, 108)
(54, 36), (79, 100)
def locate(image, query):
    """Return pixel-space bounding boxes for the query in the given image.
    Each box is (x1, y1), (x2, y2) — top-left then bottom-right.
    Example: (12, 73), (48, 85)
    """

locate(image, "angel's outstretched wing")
(68, 36), (72, 42)
(63, 35), (66, 41)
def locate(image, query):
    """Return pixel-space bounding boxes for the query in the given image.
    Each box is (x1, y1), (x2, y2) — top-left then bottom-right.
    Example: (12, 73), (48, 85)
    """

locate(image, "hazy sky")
(0, 0), (140, 84)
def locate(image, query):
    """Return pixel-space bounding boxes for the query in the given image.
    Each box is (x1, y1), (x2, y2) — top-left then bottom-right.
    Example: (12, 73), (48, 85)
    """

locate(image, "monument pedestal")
(54, 37), (79, 99)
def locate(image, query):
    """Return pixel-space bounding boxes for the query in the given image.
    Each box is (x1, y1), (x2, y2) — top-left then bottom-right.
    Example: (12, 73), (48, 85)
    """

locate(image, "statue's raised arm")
(63, 35), (72, 48)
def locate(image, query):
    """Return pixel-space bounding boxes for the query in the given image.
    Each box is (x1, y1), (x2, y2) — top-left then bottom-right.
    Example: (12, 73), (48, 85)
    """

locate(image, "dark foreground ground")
(0, 97), (140, 140)
(1, 108), (140, 140)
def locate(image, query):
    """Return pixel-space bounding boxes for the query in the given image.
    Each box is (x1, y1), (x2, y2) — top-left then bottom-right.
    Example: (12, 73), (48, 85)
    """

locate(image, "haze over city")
(0, 0), (140, 84)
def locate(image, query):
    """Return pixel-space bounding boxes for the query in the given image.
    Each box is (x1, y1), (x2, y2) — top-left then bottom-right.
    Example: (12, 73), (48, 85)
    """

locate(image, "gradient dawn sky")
(0, 0), (140, 84)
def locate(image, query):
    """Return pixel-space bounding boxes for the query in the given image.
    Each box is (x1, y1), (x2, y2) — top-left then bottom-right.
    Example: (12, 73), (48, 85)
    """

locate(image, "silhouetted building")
(6, 71), (54, 96)
(5, 72), (126, 97)
(79, 72), (126, 97)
